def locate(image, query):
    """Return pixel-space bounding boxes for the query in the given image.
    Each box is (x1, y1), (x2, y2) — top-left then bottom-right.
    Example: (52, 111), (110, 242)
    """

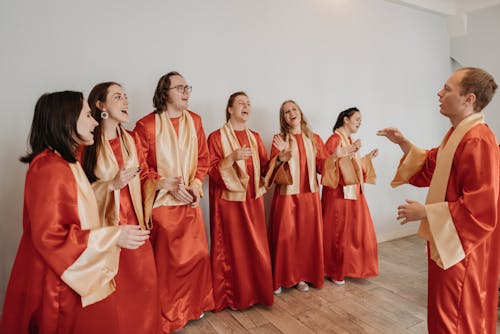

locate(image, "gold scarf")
(220, 121), (266, 201)
(279, 134), (319, 195)
(322, 128), (376, 199)
(62, 160), (121, 307)
(419, 112), (483, 269)
(91, 126), (149, 230)
(154, 111), (198, 207)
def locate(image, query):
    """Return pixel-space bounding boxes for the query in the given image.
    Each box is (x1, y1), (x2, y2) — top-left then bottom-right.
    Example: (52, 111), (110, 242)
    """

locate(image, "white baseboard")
(377, 226), (419, 243)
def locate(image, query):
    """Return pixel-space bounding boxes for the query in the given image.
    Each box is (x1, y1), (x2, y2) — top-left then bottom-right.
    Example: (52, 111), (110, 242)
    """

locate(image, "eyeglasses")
(169, 85), (192, 93)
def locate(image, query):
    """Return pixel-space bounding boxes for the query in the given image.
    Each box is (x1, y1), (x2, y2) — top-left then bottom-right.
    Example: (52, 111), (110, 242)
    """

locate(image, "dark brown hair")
(153, 71), (182, 113)
(333, 107), (359, 132)
(458, 67), (498, 112)
(81, 82), (121, 182)
(225, 91), (248, 121)
(20, 91), (84, 163)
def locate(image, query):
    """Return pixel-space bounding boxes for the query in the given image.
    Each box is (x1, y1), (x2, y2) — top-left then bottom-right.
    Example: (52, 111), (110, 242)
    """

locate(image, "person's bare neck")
(165, 105), (183, 118)
(103, 121), (119, 140)
(230, 119), (246, 131)
(449, 109), (475, 128)
(341, 126), (352, 137)
(291, 125), (301, 135)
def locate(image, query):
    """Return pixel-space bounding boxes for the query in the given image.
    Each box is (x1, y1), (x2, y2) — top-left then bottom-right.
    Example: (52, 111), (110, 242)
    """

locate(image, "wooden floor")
(179, 235), (500, 334)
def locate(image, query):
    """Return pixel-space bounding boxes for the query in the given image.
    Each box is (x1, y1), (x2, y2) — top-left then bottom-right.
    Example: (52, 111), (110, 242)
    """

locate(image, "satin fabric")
(135, 112), (214, 333)
(154, 111), (201, 206)
(74, 134), (160, 334)
(220, 121), (266, 201)
(268, 133), (326, 290)
(321, 133), (378, 281)
(402, 123), (500, 334)
(207, 129), (274, 311)
(0, 150), (115, 334)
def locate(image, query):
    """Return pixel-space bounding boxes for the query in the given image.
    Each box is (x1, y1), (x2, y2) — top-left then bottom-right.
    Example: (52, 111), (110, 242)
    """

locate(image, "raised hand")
(377, 128), (412, 154)
(368, 148), (379, 159)
(273, 135), (292, 162)
(109, 166), (140, 191)
(118, 225), (150, 249)
(336, 144), (358, 158)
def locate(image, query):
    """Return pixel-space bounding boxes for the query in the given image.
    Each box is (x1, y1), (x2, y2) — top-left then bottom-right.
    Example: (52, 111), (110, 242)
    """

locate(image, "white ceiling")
(386, 0), (500, 16)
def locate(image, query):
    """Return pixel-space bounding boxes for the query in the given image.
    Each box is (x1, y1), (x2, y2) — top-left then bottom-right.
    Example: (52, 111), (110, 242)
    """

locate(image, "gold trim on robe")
(154, 111), (200, 207)
(391, 112), (484, 269)
(265, 134), (319, 195)
(390, 145), (427, 187)
(92, 126), (150, 230)
(62, 161), (121, 307)
(219, 121), (266, 201)
(321, 128), (376, 200)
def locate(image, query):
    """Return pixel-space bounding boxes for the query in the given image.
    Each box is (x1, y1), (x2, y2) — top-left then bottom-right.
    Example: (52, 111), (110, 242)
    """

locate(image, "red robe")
(406, 124), (500, 334)
(321, 133), (378, 281)
(73, 133), (160, 334)
(134, 111), (214, 333)
(268, 133), (325, 290)
(0, 150), (103, 334)
(207, 129), (274, 311)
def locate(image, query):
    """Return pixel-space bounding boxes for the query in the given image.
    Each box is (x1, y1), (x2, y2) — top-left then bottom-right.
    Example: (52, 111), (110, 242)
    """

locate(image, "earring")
(101, 111), (109, 119)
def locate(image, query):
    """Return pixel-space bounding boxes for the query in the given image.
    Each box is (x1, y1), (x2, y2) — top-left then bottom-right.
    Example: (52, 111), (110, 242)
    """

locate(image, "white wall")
(450, 5), (500, 136)
(0, 0), (452, 309)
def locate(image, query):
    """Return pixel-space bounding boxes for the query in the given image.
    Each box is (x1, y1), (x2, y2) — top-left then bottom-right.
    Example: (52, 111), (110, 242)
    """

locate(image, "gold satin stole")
(61, 159), (121, 307)
(154, 111), (200, 207)
(265, 134), (320, 195)
(321, 128), (376, 200)
(92, 126), (150, 230)
(220, 122), (266, 201)
(391, 112), (484, 269)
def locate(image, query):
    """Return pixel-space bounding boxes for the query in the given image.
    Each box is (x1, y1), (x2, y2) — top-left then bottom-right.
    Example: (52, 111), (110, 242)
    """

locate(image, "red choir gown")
(0, 150), (119, 334)
(73, 132), (160, 334)
(207, 129), (274, 311)
(134, 112), (214, 333)
(268, 133), (325, 290)
(321, 133), (378, 282)
(402, 124), (500, 334)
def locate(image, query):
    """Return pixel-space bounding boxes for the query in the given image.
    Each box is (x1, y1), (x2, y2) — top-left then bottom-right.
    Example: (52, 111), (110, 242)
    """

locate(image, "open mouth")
(121, 109), (129, 115)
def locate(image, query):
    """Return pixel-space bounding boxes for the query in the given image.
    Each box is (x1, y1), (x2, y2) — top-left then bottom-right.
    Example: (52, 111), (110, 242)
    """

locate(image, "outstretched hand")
(377, 128), (412, 154)
(376, 128), (406, 144)
(397, 199), (426, 225)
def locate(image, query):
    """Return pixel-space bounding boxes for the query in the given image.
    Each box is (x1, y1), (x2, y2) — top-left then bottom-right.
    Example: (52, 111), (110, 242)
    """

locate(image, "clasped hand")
(159, 176), (199, 208)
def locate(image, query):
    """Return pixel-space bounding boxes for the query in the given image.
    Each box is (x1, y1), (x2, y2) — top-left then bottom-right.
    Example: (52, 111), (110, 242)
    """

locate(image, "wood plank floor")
(179, 235), (500, 333)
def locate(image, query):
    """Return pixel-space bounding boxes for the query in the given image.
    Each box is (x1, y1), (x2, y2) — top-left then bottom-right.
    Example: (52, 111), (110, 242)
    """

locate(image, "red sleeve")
(324, 133), (341, 155)
(192, 112), (209, 182)
(253, 131), (269, 176)
(130, 130), (159, 182)
(25, 154), (90, 276)
(449, 134), (499, 254)
(133, 113), (157, 172)
(207, 130), (228, 188)
(408, 148), (438, 187)
(269, 134), (280, 160)
(314, 133), (327, 174)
